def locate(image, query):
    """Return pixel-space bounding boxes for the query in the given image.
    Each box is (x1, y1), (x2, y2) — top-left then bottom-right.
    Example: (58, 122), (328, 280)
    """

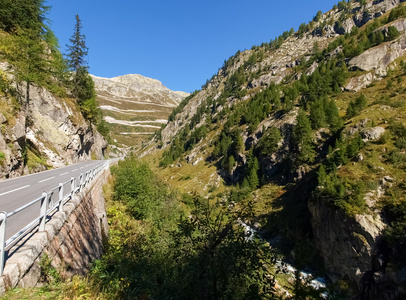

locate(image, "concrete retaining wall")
(0, 167), (110, 294)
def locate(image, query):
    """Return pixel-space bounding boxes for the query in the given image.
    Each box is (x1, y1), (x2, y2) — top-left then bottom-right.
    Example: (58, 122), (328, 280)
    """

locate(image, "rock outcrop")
(0, 84), (108, 180)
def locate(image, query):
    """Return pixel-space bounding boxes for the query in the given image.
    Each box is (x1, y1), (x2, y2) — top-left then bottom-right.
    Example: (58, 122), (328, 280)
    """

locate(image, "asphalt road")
(0, 160), (108, 243)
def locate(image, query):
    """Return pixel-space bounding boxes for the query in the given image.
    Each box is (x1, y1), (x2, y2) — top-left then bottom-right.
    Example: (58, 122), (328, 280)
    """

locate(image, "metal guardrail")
(0, 161), (109, 276)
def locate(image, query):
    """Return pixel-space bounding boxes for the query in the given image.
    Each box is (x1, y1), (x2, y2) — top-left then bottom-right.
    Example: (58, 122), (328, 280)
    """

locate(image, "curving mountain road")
(0, 160), (108, 243)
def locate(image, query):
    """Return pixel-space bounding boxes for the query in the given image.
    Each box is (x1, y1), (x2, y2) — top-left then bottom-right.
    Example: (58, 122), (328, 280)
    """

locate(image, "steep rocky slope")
(140, 0), (406, 298)
(92, 74), (188, 147)
(0, 67), (107, 180)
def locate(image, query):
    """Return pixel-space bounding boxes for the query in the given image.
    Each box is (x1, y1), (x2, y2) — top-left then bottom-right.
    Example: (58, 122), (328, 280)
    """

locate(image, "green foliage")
(242, 83), (280, 132)
(112, 158), (175, 221)
(315, 169), (367, 216)
(0, 151), (5, 162)
(310, 98), (327, 129)
(386, 26), (400, 41)
(96, 118), (111, 142)
(313, 10), (322, 22)
(39, 253), (61, 284)
(65, 15), (104, 128)
(258, 127), (282, 155)
(387, 4), (406, 22)
(90, 159), (276, 299)
(66, 15), (88, 73)
(337, 1), (348, 11)
(293, 110), (315, 164)
(243, 151), (260, 190)
(0, 0), (48, 33)
(298, 23), (309, 36)
(171, 195), (275, 299)
(0, 1), (70, 102)
(383, 200), (406, 265)
(386, 149), (406, 165)
(346, 94), (367, 119)
(160, 124), (208, 167)
(1, 27), (47, 104)
(389, 121), (406, 149)
(223, 66), (247, 99)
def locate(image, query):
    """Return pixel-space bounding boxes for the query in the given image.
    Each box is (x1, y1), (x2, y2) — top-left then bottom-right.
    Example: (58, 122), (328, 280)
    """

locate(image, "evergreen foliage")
(0, 0), (48, 33)
(346, 94), (367, 119)
(65, 15), (105, 128)
(160, 124), (208, 167)
(293, 110), (316, 164)
(66, 15), (88, 73)
(258, 127), (282, 155)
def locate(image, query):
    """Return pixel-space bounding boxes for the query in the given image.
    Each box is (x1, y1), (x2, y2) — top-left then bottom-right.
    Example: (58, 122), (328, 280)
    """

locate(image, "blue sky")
(46, 0), (339, 93)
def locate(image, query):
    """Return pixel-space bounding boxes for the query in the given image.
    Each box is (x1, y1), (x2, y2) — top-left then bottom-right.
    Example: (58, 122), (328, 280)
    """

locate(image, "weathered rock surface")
(349, 32), (406, 74)
(0, 84), (108, 180)
(361, 126), (385, 142)
(309, 199), (385, 288)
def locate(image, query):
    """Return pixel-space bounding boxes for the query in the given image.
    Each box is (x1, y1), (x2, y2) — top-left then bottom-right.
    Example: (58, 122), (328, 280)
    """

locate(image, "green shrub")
(112, 158), (176, 222)
(390, 122), (406, 149)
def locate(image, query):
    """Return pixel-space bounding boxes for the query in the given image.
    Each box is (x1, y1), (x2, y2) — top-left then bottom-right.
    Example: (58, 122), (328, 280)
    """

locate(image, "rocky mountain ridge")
(92, 74), (188, 147)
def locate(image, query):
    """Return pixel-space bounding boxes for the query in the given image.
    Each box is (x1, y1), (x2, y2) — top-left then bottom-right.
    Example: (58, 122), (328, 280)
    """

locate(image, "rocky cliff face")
(92, 74), (188, 147)
(0, 80), (107, 180)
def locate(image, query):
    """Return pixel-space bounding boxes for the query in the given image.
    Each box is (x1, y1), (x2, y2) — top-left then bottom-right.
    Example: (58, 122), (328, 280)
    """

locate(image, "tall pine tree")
(66, 15), (88, 73)
(66, 15), (100, 123)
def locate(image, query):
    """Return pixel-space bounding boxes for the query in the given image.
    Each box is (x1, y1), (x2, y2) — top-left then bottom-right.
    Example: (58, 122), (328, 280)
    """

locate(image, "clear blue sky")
(46, 0), (338, 93)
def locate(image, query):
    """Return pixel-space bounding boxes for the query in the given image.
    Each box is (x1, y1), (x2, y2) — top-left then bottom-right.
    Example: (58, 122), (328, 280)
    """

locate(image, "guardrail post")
(58, 183), (64, 211)
(79, 173), (83, 190)
(39, 192), (48, 231)
(70, 177), (75, 196)
(0, 212), (7, 276)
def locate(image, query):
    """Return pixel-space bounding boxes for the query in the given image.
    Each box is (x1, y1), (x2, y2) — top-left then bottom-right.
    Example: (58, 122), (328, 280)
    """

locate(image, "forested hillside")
(0, 0), (110, 179)
(3, 0), (406, 299)
(137, 0), (406, 298)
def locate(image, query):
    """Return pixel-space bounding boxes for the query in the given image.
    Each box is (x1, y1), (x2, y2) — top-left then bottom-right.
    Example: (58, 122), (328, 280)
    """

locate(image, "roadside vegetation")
(3, 157), (330, 299)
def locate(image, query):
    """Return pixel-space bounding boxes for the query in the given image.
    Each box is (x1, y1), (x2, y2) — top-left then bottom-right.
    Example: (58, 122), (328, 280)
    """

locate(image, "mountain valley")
(92, 74), (188, 147)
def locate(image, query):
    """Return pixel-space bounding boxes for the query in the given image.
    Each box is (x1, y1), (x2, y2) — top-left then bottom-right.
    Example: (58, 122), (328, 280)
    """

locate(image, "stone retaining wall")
(0, 167), (110, 294)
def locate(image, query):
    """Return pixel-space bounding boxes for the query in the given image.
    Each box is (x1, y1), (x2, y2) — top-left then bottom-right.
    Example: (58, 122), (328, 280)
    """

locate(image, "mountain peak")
(91, 73), (189, 146)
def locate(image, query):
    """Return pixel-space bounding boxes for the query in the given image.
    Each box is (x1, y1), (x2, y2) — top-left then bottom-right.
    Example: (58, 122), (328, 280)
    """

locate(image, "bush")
(390, 121), (406, 149)
(112, 158), (171, 221)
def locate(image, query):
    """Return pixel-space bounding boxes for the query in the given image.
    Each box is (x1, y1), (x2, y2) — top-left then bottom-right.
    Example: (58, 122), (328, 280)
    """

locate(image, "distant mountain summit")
(91, 74), (188, 146)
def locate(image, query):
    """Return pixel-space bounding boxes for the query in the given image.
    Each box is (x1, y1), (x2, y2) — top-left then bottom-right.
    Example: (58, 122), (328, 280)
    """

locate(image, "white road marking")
(0, 185), (30, 196)
(72, 169), (78, 171)
(39, 176), (55, 183)
(59, 172), (69, 176)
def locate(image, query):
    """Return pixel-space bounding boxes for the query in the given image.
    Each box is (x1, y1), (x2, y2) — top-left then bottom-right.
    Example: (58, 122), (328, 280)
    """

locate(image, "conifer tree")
(66, 15), (88, 74)
(293, 109), (315, 164)
(66, 15), (100, 123)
